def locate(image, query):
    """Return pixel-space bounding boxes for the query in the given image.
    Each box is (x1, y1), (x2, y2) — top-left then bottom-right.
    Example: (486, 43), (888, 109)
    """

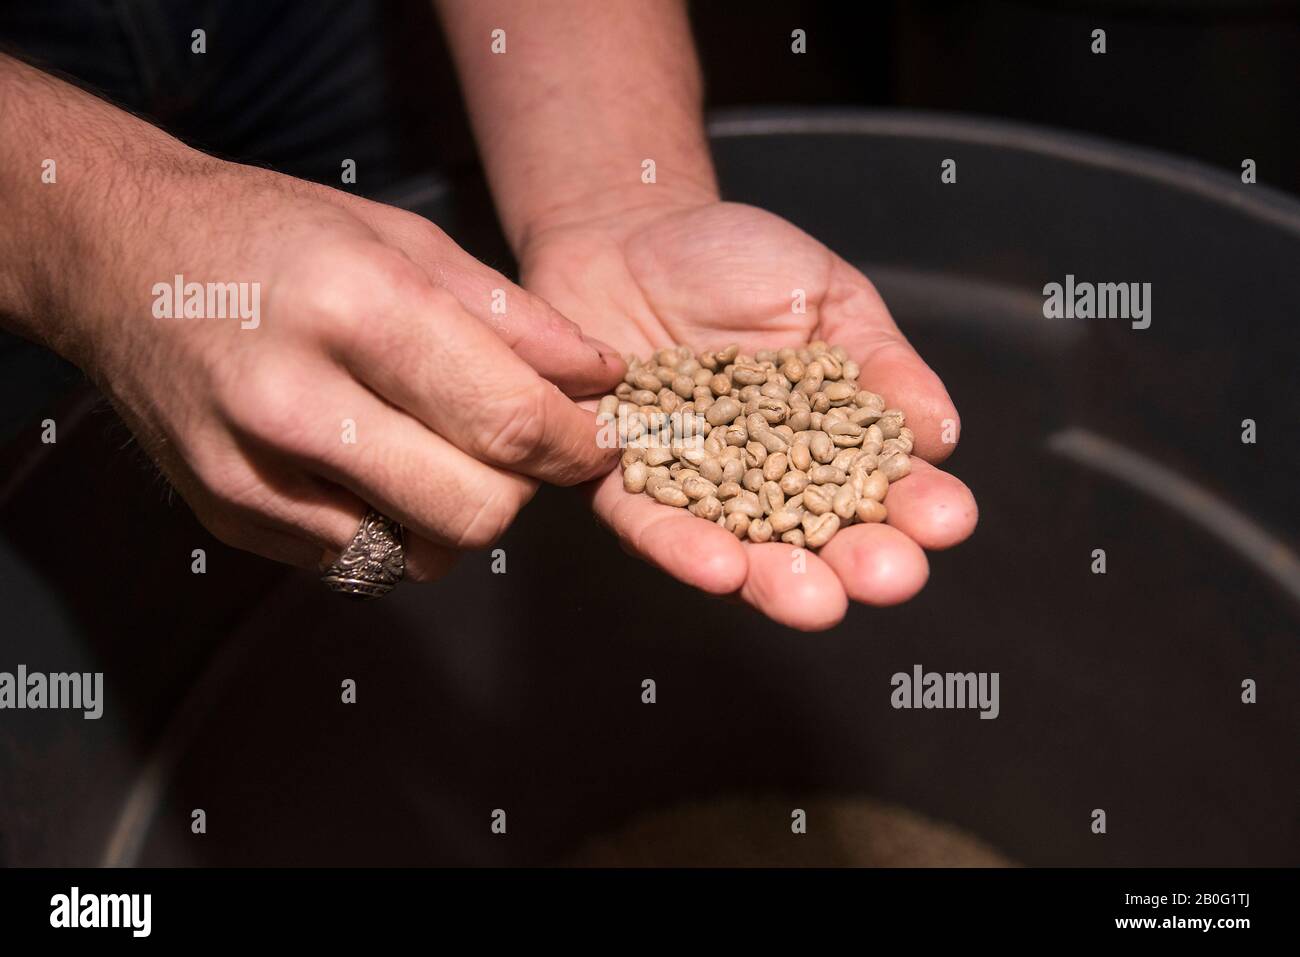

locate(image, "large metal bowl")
(2, 109), (1296, 866)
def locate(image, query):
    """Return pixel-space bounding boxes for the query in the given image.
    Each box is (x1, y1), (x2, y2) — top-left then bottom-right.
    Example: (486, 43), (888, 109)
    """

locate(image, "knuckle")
(219, 363), (319, 457)
(298, 246), (430, 341)
(473, 384), (551, 467)
(451, 486), (523, 550)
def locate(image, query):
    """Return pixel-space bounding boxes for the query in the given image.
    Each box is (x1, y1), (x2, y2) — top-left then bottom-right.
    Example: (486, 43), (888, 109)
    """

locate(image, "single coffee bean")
(692, 494), (723, 522)
(803, 484), (834, 515)
(763, 452), (789, 482)
(779, 358), (805, 383)
(705, 396), (742, 426)
(819, 353), (844, 381)
(653, 483), (689, 507)
(810, 431), (835, 464)
(803, 512), (840, 547)
(849, 406), (882, 427)
(854, 390), (885, 411)
(699, 456), (724, 484)
(747, 518), (774, 543)
(631, 370), (661, 392)
(759, 481), (785, 515)
(644, 446), (674, 467)
(623, 461), (648, 493)
(856, 499), (887, 523)
(721, 459), (745, 484)
(682, 475), (718, 500)
(787, 409), (812, 432)
(779, 469), (809, 495)
(724, 512), (750, 540)
(810, 464), (846, 485)
(725, 494), (762, 519)
(769, 510), (801, 534)
(788, 441), (812, 472)
(781, 528), (806, 548)
(878, 409), (905, 440)
(824, 381), (856, 404)
(878, 452), (912, 482)
(715, 480), (742, 501)
(754, 397), (788, 425)
(861, 469), (890, 502)
(742, 467), (765, 493)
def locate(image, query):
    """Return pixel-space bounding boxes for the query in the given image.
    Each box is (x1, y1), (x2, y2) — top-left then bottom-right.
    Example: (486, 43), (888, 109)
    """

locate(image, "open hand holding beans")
(598, 342), (914, 549)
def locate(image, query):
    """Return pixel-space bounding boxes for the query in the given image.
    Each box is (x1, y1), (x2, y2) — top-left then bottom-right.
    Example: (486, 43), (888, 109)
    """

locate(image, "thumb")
(449, 265), (627, 399)
(319, 195), (625, 396)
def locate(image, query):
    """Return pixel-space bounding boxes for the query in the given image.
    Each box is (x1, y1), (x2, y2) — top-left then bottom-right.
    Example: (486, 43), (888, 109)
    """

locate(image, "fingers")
(347, 204), (626, 396)
(592, 469), (748, 594)
(817, 522), (930, 607)
(818, 256), (961, 463)
(739, 542), (849, 631)
(180, 439), (460, 581)
(327, 257), (618, 487)
(880, 457), (979, 550)
(222, 362), (538, 551)
(236, 462), (461, 583)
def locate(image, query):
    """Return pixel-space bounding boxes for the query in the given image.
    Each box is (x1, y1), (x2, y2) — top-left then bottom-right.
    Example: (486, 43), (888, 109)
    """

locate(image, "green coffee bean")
(779, 469), (809, 496)
(762, 452), (789, 482)
(804, 513), (841, 547)
(623, 461), (648, 493)
(856, 499), (888, 523)
(609, 342), (920, 550)
(653, 484), (689, 507)
(879, 452), (912, 482)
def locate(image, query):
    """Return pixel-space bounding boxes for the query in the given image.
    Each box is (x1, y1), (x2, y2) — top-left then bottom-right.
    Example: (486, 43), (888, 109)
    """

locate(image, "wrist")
(513, 172), (719, 256)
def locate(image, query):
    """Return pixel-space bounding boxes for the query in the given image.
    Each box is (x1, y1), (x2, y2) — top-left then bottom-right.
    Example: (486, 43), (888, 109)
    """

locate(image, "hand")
(519, 198), (978, 629)
(61, 162), (624, 579)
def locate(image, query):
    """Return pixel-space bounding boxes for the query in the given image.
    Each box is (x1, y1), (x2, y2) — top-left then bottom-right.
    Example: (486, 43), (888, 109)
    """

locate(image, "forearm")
(0, 54), (218, 365)
(434, 0), (719, 252)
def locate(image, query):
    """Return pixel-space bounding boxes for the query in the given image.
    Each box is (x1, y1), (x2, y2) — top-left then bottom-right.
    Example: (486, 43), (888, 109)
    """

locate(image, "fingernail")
(581, 333), (620, 359)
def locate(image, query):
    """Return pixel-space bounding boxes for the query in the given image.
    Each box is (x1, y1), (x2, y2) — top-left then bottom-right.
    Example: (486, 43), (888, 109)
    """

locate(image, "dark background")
(399, 0), (1300, 198)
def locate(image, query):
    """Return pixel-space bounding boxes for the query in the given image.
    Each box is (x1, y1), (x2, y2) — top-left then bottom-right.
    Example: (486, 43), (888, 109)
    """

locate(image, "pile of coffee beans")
(597, 342), (913, 549)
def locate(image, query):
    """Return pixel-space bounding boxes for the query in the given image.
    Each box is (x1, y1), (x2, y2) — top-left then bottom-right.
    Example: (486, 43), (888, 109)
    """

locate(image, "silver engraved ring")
(320, 509), (405, 599)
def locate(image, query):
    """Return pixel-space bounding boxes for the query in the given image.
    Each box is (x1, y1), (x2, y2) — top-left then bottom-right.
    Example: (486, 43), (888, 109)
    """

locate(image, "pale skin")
(437, 0), (978, 629)
(0, 54), (624, 580)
